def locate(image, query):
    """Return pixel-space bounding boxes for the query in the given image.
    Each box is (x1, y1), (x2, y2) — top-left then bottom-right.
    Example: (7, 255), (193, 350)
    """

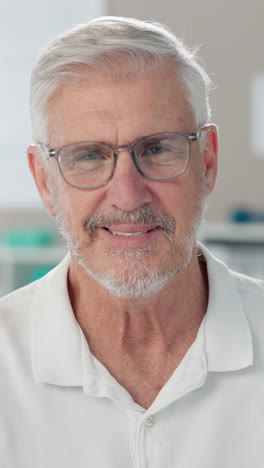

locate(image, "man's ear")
(27, 145), (56, 216)
(202, 124), (218, 195)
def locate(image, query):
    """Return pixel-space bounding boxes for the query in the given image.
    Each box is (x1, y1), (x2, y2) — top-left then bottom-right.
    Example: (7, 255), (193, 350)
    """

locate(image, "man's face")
(29, 64), (217, 298)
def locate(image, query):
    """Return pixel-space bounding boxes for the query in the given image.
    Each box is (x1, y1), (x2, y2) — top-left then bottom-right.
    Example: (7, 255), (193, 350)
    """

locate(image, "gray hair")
(30, 16), (212, 145)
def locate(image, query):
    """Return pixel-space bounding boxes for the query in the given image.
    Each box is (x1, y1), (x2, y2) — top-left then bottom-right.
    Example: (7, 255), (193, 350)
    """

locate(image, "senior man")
(1, 16), (264, 468)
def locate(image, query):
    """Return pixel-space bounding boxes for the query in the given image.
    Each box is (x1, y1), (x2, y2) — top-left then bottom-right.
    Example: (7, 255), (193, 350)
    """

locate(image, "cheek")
(155, 179), (192, 213)
(48, 175), (78, 224)
(56, 186), (103, 233)
(157, 171), (204, 224)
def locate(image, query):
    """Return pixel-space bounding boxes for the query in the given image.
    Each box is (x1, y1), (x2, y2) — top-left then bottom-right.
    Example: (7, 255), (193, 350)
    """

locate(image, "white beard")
(55, 211), (205, 299)
(68, 235), (196, 299)
(51, 176), (207, 299)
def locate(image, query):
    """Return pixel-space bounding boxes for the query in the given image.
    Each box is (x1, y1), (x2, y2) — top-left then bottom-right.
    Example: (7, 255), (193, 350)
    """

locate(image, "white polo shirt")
(0, 244), (264, 468)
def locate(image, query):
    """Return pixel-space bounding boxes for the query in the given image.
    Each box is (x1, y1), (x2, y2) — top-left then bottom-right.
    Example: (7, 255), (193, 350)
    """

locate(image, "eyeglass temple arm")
(192, 124), (213, 141)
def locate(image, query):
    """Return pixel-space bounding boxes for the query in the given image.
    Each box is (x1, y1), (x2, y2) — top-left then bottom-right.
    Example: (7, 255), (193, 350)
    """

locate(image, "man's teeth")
(108, 229), (150, 237)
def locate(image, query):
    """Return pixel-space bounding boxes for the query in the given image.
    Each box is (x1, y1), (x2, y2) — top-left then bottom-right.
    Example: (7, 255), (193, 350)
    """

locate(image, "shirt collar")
(31, 254), (84, 386)
(31, 244), (253, 387)
(198, 243), (253, 372)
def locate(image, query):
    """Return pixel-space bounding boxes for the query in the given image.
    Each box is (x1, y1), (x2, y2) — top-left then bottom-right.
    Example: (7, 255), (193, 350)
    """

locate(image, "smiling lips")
(103, 225), (158, 237)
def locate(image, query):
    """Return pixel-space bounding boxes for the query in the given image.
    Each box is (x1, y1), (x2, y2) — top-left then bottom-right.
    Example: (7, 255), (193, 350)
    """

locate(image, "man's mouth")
(84, 207), (175, 241)
(103, 228), (155, 237)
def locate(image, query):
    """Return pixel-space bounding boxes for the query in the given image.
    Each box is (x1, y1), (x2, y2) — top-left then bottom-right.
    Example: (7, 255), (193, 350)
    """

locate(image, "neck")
(68, 248), (208, 354)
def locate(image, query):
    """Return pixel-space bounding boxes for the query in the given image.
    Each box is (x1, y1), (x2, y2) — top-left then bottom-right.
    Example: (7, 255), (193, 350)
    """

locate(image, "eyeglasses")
(39, 127), (207, 190)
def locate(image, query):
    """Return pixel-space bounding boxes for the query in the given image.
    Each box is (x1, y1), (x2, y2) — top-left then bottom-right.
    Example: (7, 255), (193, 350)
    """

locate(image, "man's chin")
(103, 246), (154, 260)
(71, 241), (196, 299)
(78, 260), (178, 299)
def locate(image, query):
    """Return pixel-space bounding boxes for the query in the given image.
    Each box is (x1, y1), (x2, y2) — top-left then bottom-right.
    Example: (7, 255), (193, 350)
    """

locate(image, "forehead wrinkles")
(47, 89), (123, 147)
(46, 68), (195, 147)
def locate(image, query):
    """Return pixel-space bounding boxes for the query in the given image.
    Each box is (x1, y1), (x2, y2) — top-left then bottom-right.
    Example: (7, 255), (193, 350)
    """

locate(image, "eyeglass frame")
(37, 125), (210, 190)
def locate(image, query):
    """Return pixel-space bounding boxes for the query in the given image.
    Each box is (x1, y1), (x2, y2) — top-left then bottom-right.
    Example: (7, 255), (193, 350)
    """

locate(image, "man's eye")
(145, 146), (167, 155)
(77, 152), (105, 161)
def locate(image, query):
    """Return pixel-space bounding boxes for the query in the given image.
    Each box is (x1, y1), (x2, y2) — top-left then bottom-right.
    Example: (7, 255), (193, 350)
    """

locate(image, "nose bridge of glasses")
(115, 143), (134, 156)
(112, 142), (144, 181)
(113, 143), (137, 167)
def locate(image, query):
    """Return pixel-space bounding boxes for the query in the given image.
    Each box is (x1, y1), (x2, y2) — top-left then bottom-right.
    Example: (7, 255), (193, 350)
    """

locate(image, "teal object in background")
(3, 229), (54, 247)
(231, 208), (264, 223)
(29, 265), (55, 282)
(0, 229), (58, 291)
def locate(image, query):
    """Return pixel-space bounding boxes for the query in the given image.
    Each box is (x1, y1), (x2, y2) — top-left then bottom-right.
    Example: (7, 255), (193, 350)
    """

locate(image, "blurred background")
(1, 0), (264, 295)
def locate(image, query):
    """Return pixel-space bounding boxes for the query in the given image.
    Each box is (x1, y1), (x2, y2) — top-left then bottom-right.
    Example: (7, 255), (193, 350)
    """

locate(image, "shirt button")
(144, 416), (154, 427)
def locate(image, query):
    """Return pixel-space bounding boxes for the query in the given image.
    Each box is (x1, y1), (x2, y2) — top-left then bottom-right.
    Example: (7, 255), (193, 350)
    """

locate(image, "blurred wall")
(109, 0), (264, 221)
(0, 0), (107, 220)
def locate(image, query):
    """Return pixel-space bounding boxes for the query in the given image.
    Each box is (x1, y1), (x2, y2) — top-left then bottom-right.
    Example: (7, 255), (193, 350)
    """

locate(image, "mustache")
(84, 206), (175, 235)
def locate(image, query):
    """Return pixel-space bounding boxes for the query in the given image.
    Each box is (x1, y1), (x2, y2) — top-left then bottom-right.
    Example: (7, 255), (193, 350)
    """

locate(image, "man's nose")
(105, 150), (153, 211)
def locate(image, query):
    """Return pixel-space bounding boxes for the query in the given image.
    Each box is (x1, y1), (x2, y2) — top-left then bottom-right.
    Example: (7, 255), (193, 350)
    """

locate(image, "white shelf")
(199, 222), (264, 244)
(0, 245), (67, 264)
(0, 244), (67, 297)
(199, 222), (264, 280)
